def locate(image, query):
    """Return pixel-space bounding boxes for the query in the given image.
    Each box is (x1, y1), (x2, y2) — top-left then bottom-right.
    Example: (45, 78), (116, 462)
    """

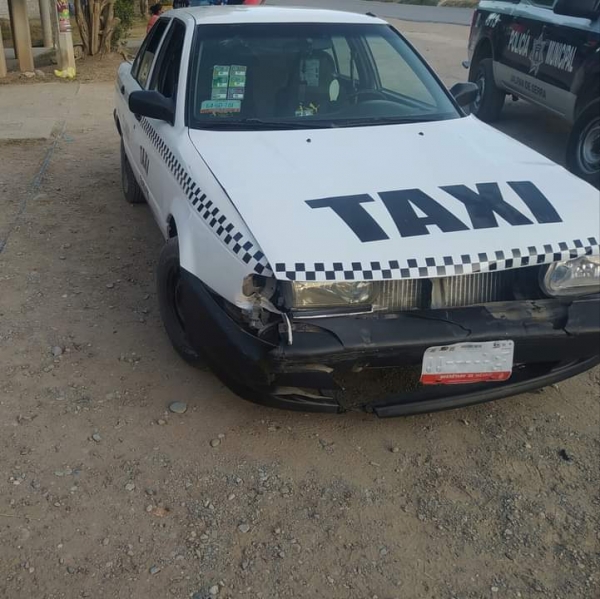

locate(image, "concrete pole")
(0, 25), (7, 78)
(11, 0), (35, 72)
(7, 0), (18, 59)
(57, 31), (75, 72)
(38, 0), (53, 48)
(53, 2), (75, 75)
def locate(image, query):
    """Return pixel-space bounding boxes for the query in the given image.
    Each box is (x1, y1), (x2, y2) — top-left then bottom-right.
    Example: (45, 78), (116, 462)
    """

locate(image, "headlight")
(290, 281), (374, 310)
(542, 255), (600, 297)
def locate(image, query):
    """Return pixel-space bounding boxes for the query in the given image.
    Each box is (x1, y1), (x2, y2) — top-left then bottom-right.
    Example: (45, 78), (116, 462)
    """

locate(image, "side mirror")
(449, 82), (479, 107)
(554, 0), (600, 19)
(129, 90), (175, 125)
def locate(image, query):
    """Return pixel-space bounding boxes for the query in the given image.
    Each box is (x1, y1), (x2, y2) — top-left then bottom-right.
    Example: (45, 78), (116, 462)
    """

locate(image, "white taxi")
(114, 6), (600, 417)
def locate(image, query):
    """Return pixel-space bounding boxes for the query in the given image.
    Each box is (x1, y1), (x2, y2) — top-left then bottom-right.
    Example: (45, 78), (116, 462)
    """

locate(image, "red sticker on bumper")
(420, 371), (512, 385)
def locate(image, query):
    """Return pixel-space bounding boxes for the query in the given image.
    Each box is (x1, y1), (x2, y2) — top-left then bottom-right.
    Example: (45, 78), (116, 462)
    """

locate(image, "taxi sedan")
(114, 6), (600, 416)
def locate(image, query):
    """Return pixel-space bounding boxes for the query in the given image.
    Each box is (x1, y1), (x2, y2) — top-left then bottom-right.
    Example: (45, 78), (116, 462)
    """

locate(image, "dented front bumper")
(180, 270), (600, 416)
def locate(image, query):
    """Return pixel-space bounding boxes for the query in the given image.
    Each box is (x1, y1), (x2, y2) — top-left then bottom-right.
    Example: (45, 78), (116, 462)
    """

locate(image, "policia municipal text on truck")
(466, 0), (600, 187)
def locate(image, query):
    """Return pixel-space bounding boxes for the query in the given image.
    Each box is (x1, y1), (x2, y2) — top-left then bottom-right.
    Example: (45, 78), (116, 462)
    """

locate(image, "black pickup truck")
(466, 0), (600, 187)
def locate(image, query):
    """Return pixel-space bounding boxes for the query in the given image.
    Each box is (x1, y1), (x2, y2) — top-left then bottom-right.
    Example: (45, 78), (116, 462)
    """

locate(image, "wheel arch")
(166, 214), (178, 239)
(471, 36), (494, 67)
(574, 72), (600, 118)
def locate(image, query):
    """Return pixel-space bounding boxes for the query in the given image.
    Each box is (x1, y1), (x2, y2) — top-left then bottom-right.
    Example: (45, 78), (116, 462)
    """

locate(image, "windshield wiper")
(196, 118), (336, 131)
(335, 115), (444, 127)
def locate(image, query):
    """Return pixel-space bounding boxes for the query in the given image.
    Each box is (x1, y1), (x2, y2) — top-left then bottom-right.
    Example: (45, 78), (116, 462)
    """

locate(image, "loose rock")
(91, 433), (101, 443)
(238, 523), (251, 534)
(209, 585), (220, 596)
(125, 482), (135, 492)
(210, 438), (221, 448)
(169, 401), (187, 414)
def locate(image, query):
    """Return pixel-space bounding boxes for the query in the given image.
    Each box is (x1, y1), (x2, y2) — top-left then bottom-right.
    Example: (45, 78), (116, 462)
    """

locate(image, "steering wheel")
(346, 89), (387, 103)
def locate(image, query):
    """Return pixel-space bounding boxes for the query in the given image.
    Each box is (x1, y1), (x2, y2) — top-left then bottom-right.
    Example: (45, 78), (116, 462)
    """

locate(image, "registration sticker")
(229, 65), (247, 88)
(212, 66), (230, 88)
(420, 340), (514, 385)
(200, 100), (241, 114)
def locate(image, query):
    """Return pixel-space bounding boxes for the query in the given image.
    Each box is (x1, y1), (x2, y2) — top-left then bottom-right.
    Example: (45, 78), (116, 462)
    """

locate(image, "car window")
(131, 18), (169, 88)
(151, 19), (186, 101)
(188, 23), (459, 130)
(331, 36), (353, 78)
(365, 34), (435, 105)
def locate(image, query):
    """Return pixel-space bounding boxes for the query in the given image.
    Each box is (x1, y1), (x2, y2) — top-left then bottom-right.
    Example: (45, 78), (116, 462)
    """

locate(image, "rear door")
(528, 2), (596, 120)
(117, 17), (170, 209)
(503, 0), (583, 118)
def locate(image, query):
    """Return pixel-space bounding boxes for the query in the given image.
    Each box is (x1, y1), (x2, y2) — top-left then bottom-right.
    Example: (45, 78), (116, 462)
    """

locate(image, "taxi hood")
(188, 116), (600, 281)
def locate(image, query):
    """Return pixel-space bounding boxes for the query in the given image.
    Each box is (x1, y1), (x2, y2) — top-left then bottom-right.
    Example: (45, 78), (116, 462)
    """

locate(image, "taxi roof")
(176, 6), (387, 26)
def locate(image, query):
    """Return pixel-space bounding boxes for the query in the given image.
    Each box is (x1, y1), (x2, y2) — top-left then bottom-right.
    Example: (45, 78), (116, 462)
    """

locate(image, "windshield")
(187, 23), (460, 130)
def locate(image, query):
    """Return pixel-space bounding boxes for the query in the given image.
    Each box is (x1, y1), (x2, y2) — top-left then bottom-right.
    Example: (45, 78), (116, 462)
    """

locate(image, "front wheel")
(566, 99), (600, 189)
(157, 238), (204, 367)
(468, 58), (505, 122)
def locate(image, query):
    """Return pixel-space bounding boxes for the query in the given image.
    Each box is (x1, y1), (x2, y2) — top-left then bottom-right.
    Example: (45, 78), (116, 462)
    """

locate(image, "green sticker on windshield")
(211, 89), (228, 100)
(212, 65), (230, 88)
(229, 65), (247, 88)
(200, 100), (241, 114)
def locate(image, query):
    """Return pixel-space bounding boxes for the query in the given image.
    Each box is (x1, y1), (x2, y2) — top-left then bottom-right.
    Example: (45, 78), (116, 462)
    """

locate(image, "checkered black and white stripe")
(274, 238), (600, 282)
(139, 118), (272, 276)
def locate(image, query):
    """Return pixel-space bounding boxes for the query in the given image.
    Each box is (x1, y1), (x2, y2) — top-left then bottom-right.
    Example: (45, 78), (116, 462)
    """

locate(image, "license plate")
(420, 340), (514, 385)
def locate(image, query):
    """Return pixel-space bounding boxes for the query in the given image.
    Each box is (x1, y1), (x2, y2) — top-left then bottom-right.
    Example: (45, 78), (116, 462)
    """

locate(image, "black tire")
(120, 141), (146, 204)
(157, 238), (204, 367)
(566, 99), (600, 189)
(468, 58), (505, 122)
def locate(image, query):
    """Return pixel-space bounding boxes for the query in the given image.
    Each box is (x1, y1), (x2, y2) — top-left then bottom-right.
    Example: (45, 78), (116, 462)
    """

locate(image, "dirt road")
(0, 22), (598, 599)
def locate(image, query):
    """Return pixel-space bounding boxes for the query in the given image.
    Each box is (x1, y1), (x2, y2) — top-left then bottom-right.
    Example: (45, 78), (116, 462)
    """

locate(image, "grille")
(373, 278), (430, 311)
(371, 266), (542, 312)
(435, 270), (517, 308)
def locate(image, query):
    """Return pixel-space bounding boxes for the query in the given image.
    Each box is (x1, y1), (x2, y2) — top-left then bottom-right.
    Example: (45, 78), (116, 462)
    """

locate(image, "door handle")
(120, 85), (125, 95)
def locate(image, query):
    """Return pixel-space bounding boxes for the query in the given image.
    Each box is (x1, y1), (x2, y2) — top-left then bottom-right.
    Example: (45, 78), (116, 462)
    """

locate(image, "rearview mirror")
(554, 0), (600, 19)
(449, 82), (479, 108)
(129, 91), (175, 125)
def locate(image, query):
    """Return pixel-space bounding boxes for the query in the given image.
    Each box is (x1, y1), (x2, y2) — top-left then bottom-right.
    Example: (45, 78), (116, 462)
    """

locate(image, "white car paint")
(189, 115), (600, 283)
(165, 5), (389, 25)
(115, 5), (600, 312)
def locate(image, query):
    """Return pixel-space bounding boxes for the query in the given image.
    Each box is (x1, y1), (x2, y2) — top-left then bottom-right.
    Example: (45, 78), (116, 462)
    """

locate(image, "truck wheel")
(121, 141), (146, 204)
(157, 238), (204, 367)
(469, 58), (505, 122)
(566, 99), (600, 188)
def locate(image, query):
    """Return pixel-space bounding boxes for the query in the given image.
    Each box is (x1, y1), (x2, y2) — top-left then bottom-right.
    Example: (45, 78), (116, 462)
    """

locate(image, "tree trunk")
(100, 1), (118, 54)
(74, 0), (117, 56)
(139, 0), (148, 18)
(73, 0), (90, 55)
(90, 0), (101, 55)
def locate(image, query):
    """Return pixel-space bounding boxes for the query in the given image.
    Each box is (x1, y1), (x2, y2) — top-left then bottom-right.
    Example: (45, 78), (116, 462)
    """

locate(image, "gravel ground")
(0, 21), (598, 599)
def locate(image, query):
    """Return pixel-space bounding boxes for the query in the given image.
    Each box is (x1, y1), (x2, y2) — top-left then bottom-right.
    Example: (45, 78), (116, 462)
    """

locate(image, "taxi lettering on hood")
(306, 181), (562, 242)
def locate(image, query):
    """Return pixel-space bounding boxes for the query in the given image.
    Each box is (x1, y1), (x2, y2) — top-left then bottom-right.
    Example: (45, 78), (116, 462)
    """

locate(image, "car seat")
(276, 49), (338, 118)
